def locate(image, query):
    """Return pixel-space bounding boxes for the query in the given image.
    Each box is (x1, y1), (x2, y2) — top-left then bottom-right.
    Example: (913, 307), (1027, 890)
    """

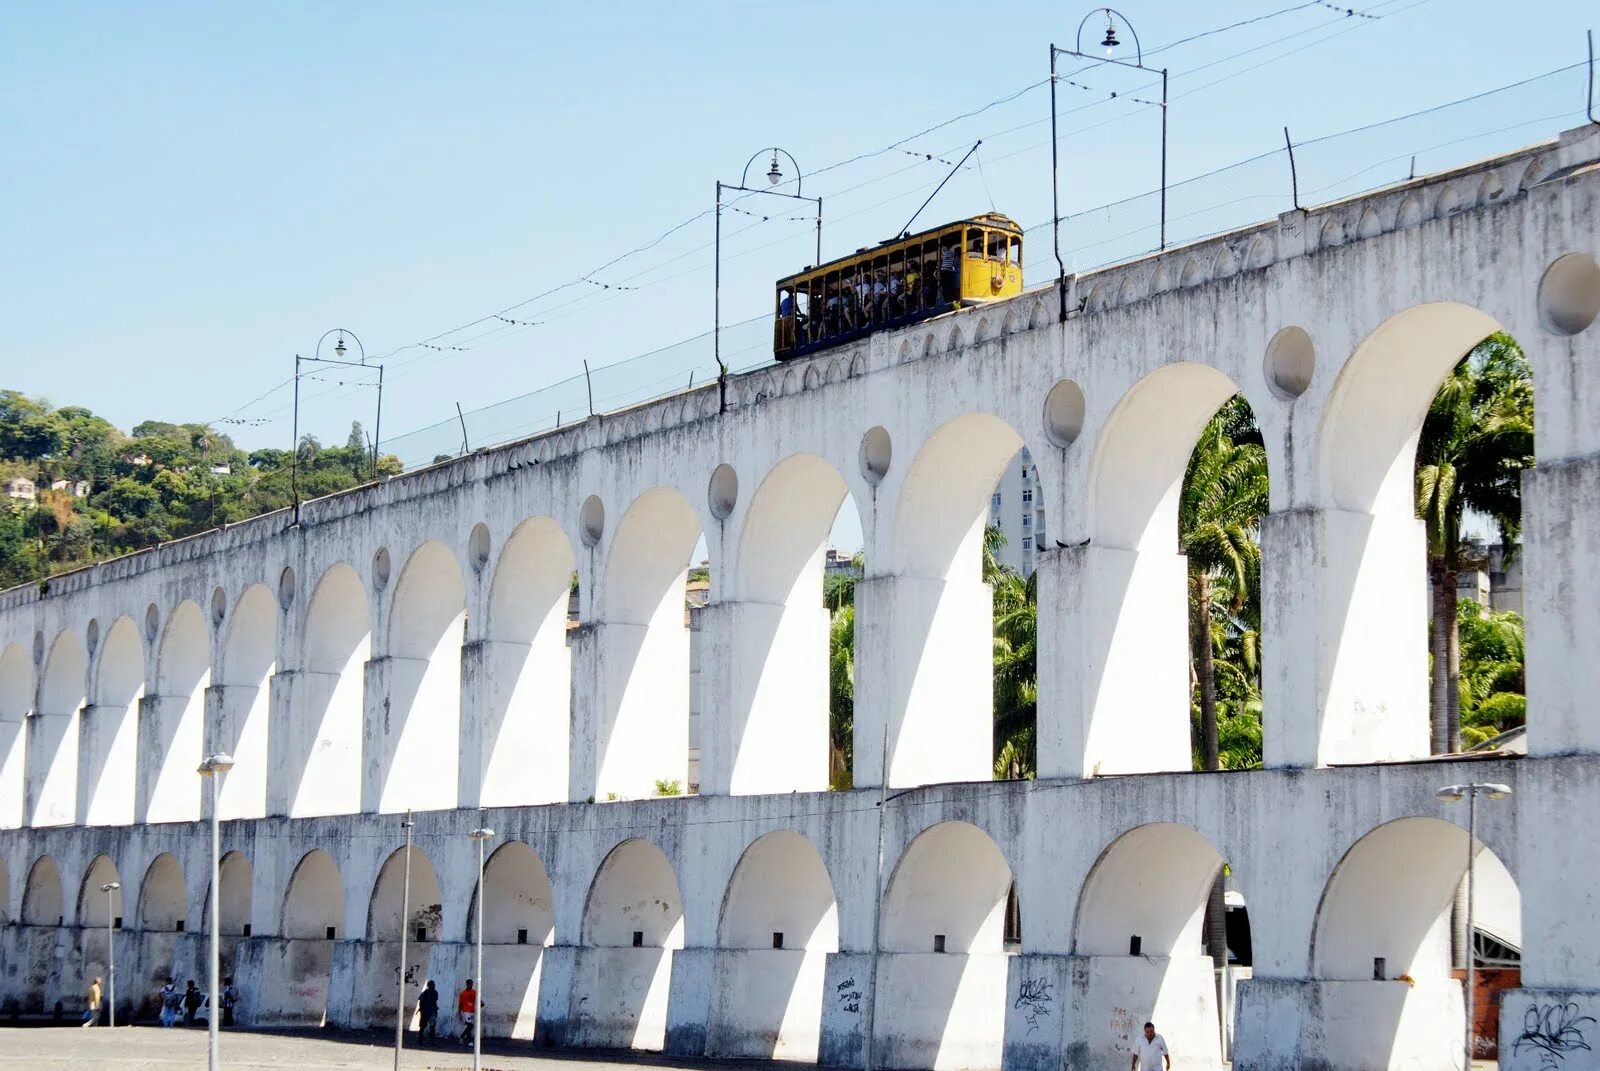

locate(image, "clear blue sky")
(2, 0), (1594, 474)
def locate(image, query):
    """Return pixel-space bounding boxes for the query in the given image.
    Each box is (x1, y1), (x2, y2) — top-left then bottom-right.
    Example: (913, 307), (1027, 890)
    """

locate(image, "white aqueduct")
(2, 125), (1599, 1071)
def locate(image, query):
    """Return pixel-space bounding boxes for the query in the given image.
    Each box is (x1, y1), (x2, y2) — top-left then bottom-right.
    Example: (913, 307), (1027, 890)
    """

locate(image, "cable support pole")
(715, 181), (725, 414)
(897, 140), (981, 239)
(1050, 43), (1068, 323)
(583, 359), (595, 417)
(1159, 66), (1169, 249)
(1285, 126), (1301, 211)
(373, 363), (385, 477)
(1589, 29), (1597, 125)
(291, 355), (302, 526)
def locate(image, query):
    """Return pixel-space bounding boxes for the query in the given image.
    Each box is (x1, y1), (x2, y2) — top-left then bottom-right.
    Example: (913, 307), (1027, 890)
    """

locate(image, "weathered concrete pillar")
(852, 574), (992, 788)
(663, 946), (715, 1056)
(1233, 976), (1466, 1071)
(457, 640), (488, 810)
(25, 709), (78, 826)
(135, 691), (204, 824)
(567, 620), (688, 803)
(1259, 507), (1429, 768)
(697, 599), (830, 796)
(263, 670), (299, 816)
(75, 704), (134, 826)
(1034, 544), (1191, 778)
(1523, 456), (1600, 758)
(204, 683), (267, 819)
(361, 655), (458, 813)
(532, 944), (579, 1047)
(1002, 953), (1075, 1071)
(817, 951), (874, 1069)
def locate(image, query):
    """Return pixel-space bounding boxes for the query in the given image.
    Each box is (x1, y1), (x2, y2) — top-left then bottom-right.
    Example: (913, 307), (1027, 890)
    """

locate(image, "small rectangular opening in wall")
(415, 926), (426, 943)
(175, 921), (185, 933)
(113, 917), (122, 930)
(242, 923), (252, 937)
(933, 934), (946, 953)
(772, 932), (784, 949)
(1128, 934), (1142, 956)
(517, 928), (529, 945)
(632, 931), (644, 948)
(326, 926), (337, 940)
(1373, 956), (1386, 980)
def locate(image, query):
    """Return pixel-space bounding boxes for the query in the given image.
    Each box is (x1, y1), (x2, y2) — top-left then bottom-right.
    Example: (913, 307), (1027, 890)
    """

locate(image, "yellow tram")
(773, 213), (1025, 361)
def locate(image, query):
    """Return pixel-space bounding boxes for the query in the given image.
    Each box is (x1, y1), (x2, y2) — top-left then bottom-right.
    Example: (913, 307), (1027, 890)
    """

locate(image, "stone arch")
(1397, 193), (1425, 227)
(1073, 363), (1248, 777)
(1357, 206), (1383, 240)
(719, 454), (854, 794)
(876, 821), (1014, 1069)
(202, 850), (252, 935)
(466, 841), (556, 1039)
(708, 830), (839, 1060)
(1029, 297), (1053, 329)
(592, 487), (702, 799)
(1245, 235), (1274, 270)
(1114, 273), (1140, 306)
(29, 630), (86, 826)
(804, 364), (822, 390)
(1319, 216), (1345, 250)
(81, 617), (141, 826)
(282, 849), (343, 939)
(1309, 817), (1520, 1067)
(147, 600), (208, 823)
(1071, 823), (1233, 1069)
(875, 412), (1025, 788)
(1300, 302), (1505, 767)
(138, 852), (186, 931)
(213, 585), (275, 819)
(292, 562), (368, 816)
(945, 324), (964, 352)
(0, 641), (33, 828)
(482, 517), (576, 806)
(278, 849), (343, 1027)
(1213, 244), (1239, 279)
(368, 845), (443, 943)
(78, 854), (123, 928)
(380, 540), (466, 813)
(1180, 256), (1205, 287)
(577, 838), (684, 1051)
(22, 854), (63, 925)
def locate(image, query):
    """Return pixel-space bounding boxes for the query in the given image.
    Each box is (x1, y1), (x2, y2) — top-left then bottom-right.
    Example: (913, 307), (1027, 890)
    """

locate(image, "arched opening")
(482, 518), (575, 806)
(722, 456), (855, 795)
(576, 838), (685, 1050)
(292, 563), (367, 816)
(1062, 363), (1246, 779)
(876, 821), (1014, 1069)
(1074, 824), (1241, 1069)
(1310, 817), (1520, 1068)
(216, 585), (276, 819)
(271, 849), (343, 1028)
(359, 845), (443, 1029)
(0, 642), (33, 828)
(708, 831), (839, 1060)
(82, 617), (142, 826)
(76, 855), (124, 1009)
(197, 851), (254, 986)
(21, 855), (63, 925)
(380, 540), (466, 813)
(138, 853), (186, 931)
(147, 601), (209, 822)
(593, 488), (702, 800)
(465, 841), (555, 1039)
(1300, 307), (1532, 766)
(28, 630), (85, 826)
(872, 413), (1025, 788)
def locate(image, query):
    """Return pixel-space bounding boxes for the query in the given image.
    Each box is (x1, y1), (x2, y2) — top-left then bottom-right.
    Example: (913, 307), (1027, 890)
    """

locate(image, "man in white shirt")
(1132, 1021), (1171, 1071)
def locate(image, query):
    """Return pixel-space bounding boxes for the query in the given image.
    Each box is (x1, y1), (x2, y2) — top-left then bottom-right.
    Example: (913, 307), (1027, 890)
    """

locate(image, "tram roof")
(777, 212), (1022, 287)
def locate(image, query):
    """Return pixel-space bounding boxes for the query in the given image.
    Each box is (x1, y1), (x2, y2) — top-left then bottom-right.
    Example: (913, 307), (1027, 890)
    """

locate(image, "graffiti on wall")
(1512, 1002), (1595, 1069)
(1014, 977), (1054, 1033)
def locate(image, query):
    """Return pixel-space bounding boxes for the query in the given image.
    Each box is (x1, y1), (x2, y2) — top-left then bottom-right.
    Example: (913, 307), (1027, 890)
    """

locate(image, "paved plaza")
(0, 1026), (765, 1071)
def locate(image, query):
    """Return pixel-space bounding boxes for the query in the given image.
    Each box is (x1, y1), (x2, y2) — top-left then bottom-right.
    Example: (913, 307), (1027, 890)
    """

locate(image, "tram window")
(967, 229), (984, 257)
(1010, 235), (1022, 268)
(987, 231), (1007, 260)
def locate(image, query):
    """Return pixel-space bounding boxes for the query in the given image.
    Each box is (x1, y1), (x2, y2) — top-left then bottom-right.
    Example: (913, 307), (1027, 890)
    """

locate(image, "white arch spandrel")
(138, 852), (186, 931)
(292, 563), (368, 817)
(82, 617), (141, 826)
(380, 540), (466, 813)
(216, 584), (276, 819)
(0, 642), (33, 828)
(29, 631), (85, 827)
(147, 601), (208, 823)
(282, 849), (343, 939)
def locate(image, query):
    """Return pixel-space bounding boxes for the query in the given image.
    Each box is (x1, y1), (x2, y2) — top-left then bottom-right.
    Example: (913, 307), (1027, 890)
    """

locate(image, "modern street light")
(394, 810), (414, 1071)
(714, 147), (822, 412)
(100, 881), (120, 1028)
(197, 752), (235, 1071)
(291, 328), (384, 525)
(1049, 7), (1169, 321)
(467, 827), (496, 1071)
(1436, 781), (1513, 1071)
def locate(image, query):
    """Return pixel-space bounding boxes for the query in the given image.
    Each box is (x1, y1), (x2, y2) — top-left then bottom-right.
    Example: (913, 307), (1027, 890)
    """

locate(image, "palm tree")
(828, 602), (855, 789)
(1415, 333), (1534, 753)
(1180, 396), (1270, 771)
(1456, 599), (1526, 747)
(985, 526), (1038, 779)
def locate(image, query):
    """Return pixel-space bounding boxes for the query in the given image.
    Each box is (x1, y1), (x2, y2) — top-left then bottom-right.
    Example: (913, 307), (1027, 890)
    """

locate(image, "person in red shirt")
(456, 979), (477, 1046)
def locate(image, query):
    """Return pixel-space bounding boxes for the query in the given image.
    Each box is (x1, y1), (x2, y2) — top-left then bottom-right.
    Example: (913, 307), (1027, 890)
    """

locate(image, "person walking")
(159, 979), (180, 1028)
(81, 976), (102, 1028)
(418, 980), (440, 1043)
(221, 977), (237, 1027)
(456, 978), (477, 1046)
(1131, 1021), (1171, 1071)
(182, 980), (202, 1026)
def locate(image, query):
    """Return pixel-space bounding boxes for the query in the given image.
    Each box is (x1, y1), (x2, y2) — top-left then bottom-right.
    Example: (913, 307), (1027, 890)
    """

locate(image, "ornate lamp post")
(291, 328), (384, 523)
(100, 881), (120, 1027)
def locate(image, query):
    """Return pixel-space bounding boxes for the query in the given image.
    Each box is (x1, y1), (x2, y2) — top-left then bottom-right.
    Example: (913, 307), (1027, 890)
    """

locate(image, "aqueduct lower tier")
(3, 126), (1600, 1069)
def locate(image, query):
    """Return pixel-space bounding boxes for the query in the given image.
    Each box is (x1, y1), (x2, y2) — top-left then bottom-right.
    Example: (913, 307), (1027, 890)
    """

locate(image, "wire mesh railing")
(382, 62), (1595, 471)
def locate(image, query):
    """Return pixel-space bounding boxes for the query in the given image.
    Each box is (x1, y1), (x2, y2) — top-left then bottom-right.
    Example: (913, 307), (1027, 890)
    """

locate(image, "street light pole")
(467, 827), (495, 1071)
(1436, 781), (1512, 1071)
(101, 882), (120, 1028)
(394, 810), (414, 1071)
(197, 753), (234, 1071)
(291, 328), (382, 526)
(713, 147), (822, 412)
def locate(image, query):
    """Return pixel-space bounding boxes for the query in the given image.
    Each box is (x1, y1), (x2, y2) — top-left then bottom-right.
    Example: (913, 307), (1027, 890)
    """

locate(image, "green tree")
(986, 526), (1037, 779)
(1415, 333), (1534, 753)
(1456, 599), (1526, 746)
